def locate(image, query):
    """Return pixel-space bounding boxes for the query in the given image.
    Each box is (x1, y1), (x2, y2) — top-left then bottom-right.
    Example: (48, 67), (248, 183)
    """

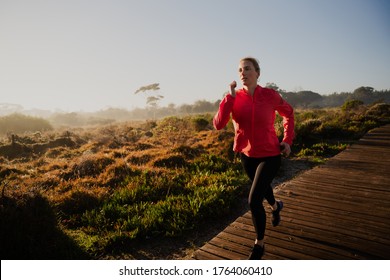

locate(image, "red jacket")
(213, 85), (294, 158)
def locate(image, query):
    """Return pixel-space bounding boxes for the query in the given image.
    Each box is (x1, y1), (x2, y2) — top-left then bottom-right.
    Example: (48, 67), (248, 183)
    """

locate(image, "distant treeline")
(82, 86), (390, 123)
(1, 86), (389, 128)
(277, 86), (390, 109)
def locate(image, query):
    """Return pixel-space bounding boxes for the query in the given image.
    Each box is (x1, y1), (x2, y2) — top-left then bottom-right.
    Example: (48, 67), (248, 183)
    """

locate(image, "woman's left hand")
(280, 142), (291, 157)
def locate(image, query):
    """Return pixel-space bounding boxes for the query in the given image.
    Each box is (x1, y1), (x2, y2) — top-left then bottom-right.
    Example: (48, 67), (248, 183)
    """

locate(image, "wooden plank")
(209, 236), (250, 256)
(292, 170), (390, 191)
(266, 220), (386, 259)
(279, 183), (390, 208)
(261, 241), (317, 260)
(275, 209), (390, 247)
(216, 230), (255, 247)
(277, 190), (390, 217)
(241, 212), (388, 259)
(291, 177), (390, 198)
(274, 195), (390, 228)
(273, 198), (390, 236)
(192, 249), (225, 260)
(277, 188), (390, 220)
(197, 242), (247, 260)
(230, 221), (354, 259)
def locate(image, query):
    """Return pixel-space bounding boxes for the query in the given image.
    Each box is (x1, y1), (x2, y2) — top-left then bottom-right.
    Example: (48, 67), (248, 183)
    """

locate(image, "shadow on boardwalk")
(192, 125), (390, 260)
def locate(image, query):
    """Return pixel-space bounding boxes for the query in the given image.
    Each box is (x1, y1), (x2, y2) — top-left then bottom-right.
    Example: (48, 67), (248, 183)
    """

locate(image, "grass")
(0, 102), (389, 259)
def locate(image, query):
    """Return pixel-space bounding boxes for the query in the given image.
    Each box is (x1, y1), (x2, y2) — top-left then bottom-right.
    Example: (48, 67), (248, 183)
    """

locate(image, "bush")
(153, 155), (187, 168)
(189, 154), (230, 173)
(63, 155), (115, 180)
(366, 103), (390, 122)
(0, 113), (53, 135)
(294, 118), (322, 143)
(341, 99), (364, 112)
(296, 142), (348, 157)
(192, 116), (210, 131)
(0, 190), (88, 259)
(172, 145), (204, 159)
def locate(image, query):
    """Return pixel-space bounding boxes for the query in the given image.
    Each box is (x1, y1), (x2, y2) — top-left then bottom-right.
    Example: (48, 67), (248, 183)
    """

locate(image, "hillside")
(0, 102), (389, 259)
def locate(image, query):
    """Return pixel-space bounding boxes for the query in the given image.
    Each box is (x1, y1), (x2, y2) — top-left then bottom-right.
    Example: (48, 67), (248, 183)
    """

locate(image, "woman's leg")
(241, 154), (281, 241)
(263, 156), (281, 206)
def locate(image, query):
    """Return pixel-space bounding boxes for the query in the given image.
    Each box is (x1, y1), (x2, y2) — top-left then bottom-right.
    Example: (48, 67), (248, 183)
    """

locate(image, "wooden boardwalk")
(192, 124), (390, 260)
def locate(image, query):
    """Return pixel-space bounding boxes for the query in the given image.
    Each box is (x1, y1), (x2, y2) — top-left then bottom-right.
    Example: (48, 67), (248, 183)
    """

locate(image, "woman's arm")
(276, 96), (295, 147)
(213, 81), (237, 130)
(213, 94), (235, 130)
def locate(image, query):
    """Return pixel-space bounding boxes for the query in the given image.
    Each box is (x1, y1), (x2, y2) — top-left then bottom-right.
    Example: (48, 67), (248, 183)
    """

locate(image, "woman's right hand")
(230, 81), (237, 97)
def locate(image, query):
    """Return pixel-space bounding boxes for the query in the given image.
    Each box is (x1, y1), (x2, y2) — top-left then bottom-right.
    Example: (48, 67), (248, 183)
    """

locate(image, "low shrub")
(0, 190), (88, 259)
(153, 155), (187, 168)
(341, 99), (364, 111)
(296, 142), (348, 157)
(192, 116), (210, 131)
(0, 113), (53, 135)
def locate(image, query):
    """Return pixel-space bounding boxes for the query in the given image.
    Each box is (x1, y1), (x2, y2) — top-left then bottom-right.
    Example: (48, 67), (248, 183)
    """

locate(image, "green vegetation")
(0, 101), (389, 259)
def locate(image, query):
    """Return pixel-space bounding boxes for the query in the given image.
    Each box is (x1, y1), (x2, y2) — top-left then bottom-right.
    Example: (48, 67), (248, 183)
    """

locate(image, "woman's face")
(238, 60), (259, 87)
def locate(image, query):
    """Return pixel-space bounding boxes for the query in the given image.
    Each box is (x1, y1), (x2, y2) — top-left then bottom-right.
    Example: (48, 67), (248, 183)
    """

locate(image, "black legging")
(240, 153), (281, 240)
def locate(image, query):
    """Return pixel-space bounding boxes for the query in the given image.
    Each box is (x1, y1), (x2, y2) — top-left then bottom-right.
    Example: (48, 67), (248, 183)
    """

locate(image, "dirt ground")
(105, 157), (317, 260)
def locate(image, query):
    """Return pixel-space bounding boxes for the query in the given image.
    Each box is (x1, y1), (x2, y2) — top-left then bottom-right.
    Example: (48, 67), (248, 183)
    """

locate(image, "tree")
(146, 95), (164, 108)
(134, 83), (164, 118)
(134, 83), (160, 94)
(283, 90), (323, 108)
(351, 86), (375, 104)
(265, 82), (280, 91)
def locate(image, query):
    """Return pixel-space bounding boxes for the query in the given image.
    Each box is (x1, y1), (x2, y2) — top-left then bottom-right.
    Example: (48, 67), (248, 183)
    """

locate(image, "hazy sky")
(1, 0), (389, 112)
